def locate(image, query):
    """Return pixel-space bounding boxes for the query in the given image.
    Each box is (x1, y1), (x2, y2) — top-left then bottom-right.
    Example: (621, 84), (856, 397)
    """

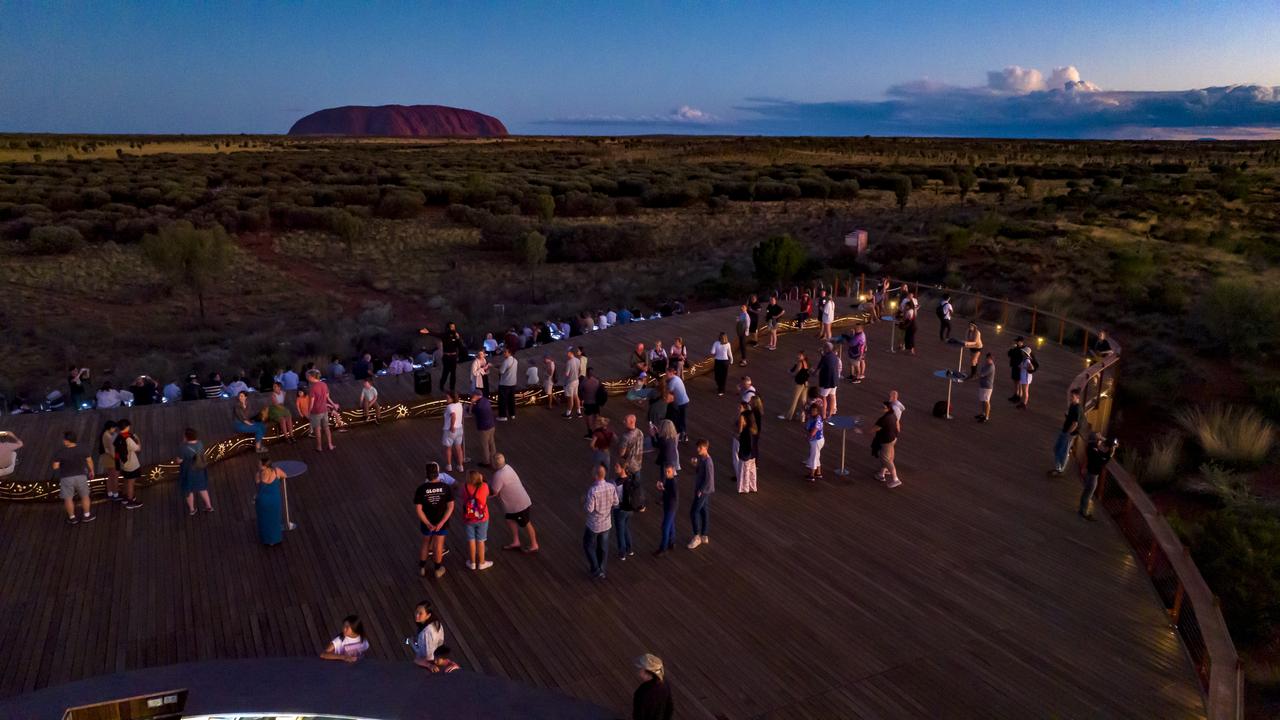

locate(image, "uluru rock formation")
(288, 104), (508, 138)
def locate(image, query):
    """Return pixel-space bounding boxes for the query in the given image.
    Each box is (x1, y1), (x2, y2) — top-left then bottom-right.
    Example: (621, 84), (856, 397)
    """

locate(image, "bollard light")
(1036, 336), (1046, 346)
(995, 324), (1003, 333)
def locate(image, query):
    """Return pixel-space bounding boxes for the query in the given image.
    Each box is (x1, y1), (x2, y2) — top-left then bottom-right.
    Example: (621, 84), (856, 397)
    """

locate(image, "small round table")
(824, 415), (863, 476)
(273, 460), (308, 531)
(932, 369), (968, 421)
(882, 315), (897, 353)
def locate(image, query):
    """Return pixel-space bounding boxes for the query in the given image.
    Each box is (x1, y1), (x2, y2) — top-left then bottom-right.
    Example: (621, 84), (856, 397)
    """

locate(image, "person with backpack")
(937, 295), (954, 341)
(612, 460), (645, 561)
(176, 427), (213, 516)
(687, 439), (715, 549)
(113, 419), (144, 509)
(583, 464), (620, 579)
(1016, 346), (1038, 410)
(461, 471), (494, 571)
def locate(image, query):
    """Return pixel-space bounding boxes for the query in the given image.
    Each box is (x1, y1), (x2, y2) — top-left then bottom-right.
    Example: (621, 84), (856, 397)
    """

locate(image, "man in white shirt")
(889, 389), (906, 422)
(490, 454), (539, 553)
(606, 310), (617, 326)
(482, 333), (499, 353)
(497, 348), (519, 421)
(939, 295), (954, 341)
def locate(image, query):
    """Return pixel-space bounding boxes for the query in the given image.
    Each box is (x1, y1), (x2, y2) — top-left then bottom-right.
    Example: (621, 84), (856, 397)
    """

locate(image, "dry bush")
(1175, 403), (1276, 467)
(1139, 433), (1183, 485)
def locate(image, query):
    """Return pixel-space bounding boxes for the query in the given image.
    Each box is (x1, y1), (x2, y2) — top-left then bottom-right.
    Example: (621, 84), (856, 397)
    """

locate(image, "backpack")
(935, 303), (947, 319)
(192, 446), (209, 472)
(113, 433), (129, 465)
(624, 475), (647, 512)
(1028, 353), (1041, 373)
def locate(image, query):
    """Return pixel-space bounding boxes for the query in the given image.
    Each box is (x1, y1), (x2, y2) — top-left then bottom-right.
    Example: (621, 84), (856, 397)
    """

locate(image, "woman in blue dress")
(177, 428), (213, 515)
(255, 456), (285, 546)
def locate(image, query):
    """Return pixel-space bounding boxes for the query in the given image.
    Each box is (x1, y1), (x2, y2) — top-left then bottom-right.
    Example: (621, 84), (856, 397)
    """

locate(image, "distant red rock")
(288, 104), (508, 138)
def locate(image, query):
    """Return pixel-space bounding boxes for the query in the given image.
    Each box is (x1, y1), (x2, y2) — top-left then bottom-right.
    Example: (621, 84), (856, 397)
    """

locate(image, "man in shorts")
(817, 342), (839, 418)
(113, 419), (144, 509)
(562, 348), (581, 419)
(764, 294), (784, 350)
(415, 462), (454, 578)
(441, 392), (465, 472)
(490, 453), (539, 553)
(53, 431), (95, 524)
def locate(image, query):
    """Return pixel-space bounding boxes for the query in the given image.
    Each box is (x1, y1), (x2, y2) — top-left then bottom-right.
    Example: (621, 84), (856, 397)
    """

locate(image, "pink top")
(308, 381), (331, 416)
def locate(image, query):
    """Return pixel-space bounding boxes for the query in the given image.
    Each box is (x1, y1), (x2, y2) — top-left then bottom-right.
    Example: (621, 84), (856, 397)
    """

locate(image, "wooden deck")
(0, 306), (1205, 718)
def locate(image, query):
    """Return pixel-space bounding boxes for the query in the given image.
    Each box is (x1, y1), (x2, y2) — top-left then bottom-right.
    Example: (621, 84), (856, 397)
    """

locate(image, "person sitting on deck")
(429, 645), (460, 673)
(232, 391), (268, 453)
(162, 379), (182, 403)
(0, 430), (22, 477)
(319, 615), (369, 663)
(202, 372), (226, 399)
(95, 382), (122, 409)
(630, 343), (649, 378)
(327, 356), (346, 380)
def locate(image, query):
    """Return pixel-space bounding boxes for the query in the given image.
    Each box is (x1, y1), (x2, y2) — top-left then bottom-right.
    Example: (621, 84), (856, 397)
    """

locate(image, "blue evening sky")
(2, 1), (1278, 137)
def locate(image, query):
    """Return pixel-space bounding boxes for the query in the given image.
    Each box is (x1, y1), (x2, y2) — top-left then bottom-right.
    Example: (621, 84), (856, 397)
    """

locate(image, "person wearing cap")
(632, 653), (674, 720)
(1081, 434), (1117, 520)
(1016, 345), (1035, 409)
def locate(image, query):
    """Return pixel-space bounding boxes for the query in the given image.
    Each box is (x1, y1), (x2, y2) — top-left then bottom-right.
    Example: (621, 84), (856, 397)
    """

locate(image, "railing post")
(974, 296), (981, 321)
(1083, 330), (1090, 356)
(1001, 299), (1009, 328)
(859, 273), (865, 296)
(1057, 317), (1065, 345)
(1030, 306), (1038, 336)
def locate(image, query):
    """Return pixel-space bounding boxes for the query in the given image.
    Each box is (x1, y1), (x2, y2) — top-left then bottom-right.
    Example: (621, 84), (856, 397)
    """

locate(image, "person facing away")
(319, 615), (369, 663)
(583, 463), (620, 579)
(633, 653), (675, 720)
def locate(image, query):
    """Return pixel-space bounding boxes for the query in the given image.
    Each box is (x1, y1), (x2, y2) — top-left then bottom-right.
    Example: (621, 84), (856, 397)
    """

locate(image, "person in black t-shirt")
(747, 294), (762, 345)
(1006, 337), (1026, 402)
(1050, 389), (1082, 476)
(427, 322), (462, 393)
(1080, 434), (1117, 520)
(871, 400), (901, 488)
(415, 462), (455, 579)
(764, 295), (784, 350)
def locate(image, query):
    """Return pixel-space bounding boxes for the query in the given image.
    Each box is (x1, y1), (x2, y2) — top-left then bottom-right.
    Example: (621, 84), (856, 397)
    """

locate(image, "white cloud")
(671, 105), (715, 122)
(987, 66), (1046, 93)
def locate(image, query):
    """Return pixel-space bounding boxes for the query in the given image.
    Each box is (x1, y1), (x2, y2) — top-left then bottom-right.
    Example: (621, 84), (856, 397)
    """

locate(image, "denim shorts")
(465, 520), (489, 541)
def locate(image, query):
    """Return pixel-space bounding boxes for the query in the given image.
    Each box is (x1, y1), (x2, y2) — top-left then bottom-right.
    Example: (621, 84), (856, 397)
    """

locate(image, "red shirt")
(308, 381), (331, 416)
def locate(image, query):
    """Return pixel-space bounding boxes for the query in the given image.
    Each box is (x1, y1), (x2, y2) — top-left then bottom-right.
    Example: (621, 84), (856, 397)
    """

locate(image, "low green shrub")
(1190, 508), (1280, 644)
(27, 224), (84, 255)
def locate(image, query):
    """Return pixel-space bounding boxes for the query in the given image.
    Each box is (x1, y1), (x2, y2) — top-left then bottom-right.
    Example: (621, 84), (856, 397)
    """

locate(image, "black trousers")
(736, 333), (748, 361)
(939, 318), (952, 341)
(439, 356), (457, 391)
(714, 359), (729, 393)
(498, 385), (516, 418)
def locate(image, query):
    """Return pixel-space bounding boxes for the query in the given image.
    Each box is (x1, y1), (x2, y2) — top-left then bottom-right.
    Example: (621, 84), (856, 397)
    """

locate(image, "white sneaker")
(886, 478), (902, 489)
(686, 536), (702, 550)
(478, 560), (494, 570)
(776, 414), (786, 420)
(466, 561), (476, 570)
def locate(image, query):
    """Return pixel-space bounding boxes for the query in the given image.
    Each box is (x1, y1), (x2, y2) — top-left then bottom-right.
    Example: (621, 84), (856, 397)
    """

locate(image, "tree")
(331, 210), (365, 255)
(889, 174), (911, 211)
(1017, 176), (1039, 200)
(752, 234), (806, 285)
(957, 171), (976, 201)
(141, 221), (235, 323)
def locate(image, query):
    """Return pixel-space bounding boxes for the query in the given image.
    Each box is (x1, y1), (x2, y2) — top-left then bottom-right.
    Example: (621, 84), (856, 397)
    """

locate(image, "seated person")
(130, 375), (158, 406)
(1090, 330), (1115, 359)
(617, 308), (633, 324)
(225, 376), (251, 397)
(181, 374), (204, 401)
(202, 372), (226, 399)
(95, 382), (122, 409)
(319, 615), (369, 663)
(524, 364), (540, 387)
(429, 645), (460, 673)
(327, 356), (346, 380)
(352, 353), (373, 381)
(0, 430), (22, 476)
(629, 343), (649, 377)
(503, 328), (522, 352)
(389, 354), (413, 375)
(162, 379), (182, 403)
(482, 333), (499, 353)
(414, 347), (433, 366)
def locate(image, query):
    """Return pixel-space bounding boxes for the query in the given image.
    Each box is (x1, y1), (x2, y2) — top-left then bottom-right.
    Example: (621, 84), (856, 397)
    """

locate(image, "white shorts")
(441, 429), (464, 447)
(818, 387), (835, 398)
(806, 438), (825, 469)
(565, 381), (579, 397)
(978, 388), (993, 402)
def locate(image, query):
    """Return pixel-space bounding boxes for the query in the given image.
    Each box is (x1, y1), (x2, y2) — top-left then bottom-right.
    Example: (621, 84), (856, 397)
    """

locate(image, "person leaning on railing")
(1080, 434), (1118, 521)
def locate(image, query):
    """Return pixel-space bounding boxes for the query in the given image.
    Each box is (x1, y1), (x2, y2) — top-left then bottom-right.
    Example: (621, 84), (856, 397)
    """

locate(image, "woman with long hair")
(266, 381), (295, 443)
(462, 470), (493, 571)
(320, 615), (368, 663)
(668, 337), (687, 377)
(654, 419), (680, 475)
(709, 332), (733, 396)
(737, 402), (758, 493)
(232, 391), (267, 453)
(97, 420), (121, 501)
(254, 456), (285, 546)
(411, 601), (445, 667)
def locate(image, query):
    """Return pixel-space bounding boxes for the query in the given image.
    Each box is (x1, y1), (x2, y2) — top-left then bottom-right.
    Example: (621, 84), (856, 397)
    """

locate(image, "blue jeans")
(690, 494), (710, 537)
(1054, 432), (1073, 471)
(659, 496), (678, 550)
(234, 420), (265, 444)
(583, 527), (609, 575)
(613, 508), (632, 555)
(1080, 473), (1099, 515)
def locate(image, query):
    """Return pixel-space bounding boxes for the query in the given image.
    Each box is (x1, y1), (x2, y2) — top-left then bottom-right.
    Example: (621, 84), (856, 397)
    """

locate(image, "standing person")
(470, 390), (497, 468)
(974, 353), (996, 422)
(780, 351), (811, 421)
(872, 400), (902, 488)
(615, 414), (645, 484)
(470, 350), (490, 398)
(497, 347), (518, 421)
(688, 438), (715, 548)
(747, 293), (762, 345)
(266, 382), (295, 442)
(52, 431), (94, 524)
(937, 295), (954, 341)
(889, 389), (906, 422)
(583, 464), (620, 579)
(654, 419), (681, 475)
(576, 346), (589, 382)
(589, 417), (615, 470)
(359, 378), (381, 424)
(1080, 434), (1118, 520)
(734, 305), (751, 367)
(871, 281), (886, 321)
(97, 420), (121, 501)
(612, 460), (644, 561)
(963, 322), (984, 379)
(176, 428), (213, 516)
(67, 365), (91, 409)
(817, 342), (839, 419)
(580, 368), (604, 438)
(435, 321), (463, 393)
(633, 654), (675, 720)
(442, 392), (465, 472)
(665, 367), (690, 442)
(1051, 389), (1083, 475)
(491, 454), (539, 553)
(113, 419), (144, 508)
(232, 391), (267, 452)
(804, 404), (825, 482)
(415, 462), (454, 579)
(562, 348), (581, 419)
(900, 295), (918, 355)
(461, 470), (493, 571)
(847, 324), (867, 383)
(668, 337), (687, 377)
(306, 369), (335, 452)
(764, 294), (784, 350)
(735, 402), (758, 493)
(254, 456), (285, 546)
(542, 354), (557, 409)
(817, 289), (834, 340)
(1016, 346), (1036, 409)
(653, 464), (679, 557)
(710, 332), (734, 395)
(319, 616), (368, 663)
(410, 601), (445, 667)
(1006, 337), (1027, 402)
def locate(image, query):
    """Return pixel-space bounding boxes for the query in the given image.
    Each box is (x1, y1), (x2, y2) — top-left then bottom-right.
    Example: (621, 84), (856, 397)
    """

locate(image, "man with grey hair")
(614, 414), (645, 483)
(491, 453), (539, 552)
(633, 653), (674, 720)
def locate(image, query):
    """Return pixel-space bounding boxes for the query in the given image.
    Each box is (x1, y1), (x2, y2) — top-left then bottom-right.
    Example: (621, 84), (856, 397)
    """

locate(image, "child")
(430, 645), (461, 673)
